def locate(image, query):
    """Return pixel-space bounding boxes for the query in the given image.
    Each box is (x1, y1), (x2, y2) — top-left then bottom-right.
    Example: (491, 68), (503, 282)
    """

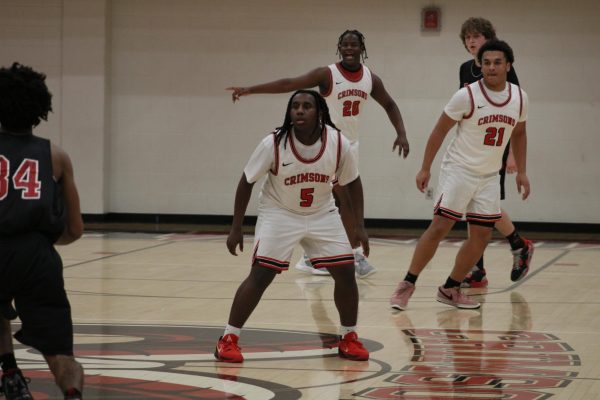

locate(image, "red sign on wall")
(422, 7), (441, 31)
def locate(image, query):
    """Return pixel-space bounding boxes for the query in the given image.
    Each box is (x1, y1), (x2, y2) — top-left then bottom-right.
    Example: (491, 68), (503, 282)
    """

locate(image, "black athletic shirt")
(0, 133), (64, 241)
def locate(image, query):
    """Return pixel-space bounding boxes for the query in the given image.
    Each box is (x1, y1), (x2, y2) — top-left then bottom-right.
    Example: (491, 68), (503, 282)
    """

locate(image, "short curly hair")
(0, 62), (52, 131)
(459, 17), (497, 51)
(477, 39), (514, 65)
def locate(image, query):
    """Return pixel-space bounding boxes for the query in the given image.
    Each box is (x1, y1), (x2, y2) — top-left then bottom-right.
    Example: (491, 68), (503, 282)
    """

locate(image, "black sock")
(404, 272), (418, 284)
(0, 353), (17, 372)
(476, 256), (484, 270)
(443, 277), (461, 289)
(506, 230), (525, 250)
(65, 387), (82, 400)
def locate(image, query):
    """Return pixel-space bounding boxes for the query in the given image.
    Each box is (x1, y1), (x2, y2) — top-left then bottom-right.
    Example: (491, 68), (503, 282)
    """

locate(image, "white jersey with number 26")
(320, 63), (373, 143)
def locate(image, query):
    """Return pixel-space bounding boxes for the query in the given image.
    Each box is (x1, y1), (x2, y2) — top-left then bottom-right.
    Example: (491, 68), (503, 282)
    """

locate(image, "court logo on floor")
(13, 324), (382, 399)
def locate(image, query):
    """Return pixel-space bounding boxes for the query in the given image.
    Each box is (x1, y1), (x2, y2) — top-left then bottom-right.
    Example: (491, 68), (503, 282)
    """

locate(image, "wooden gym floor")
(9, 226), (600, 399)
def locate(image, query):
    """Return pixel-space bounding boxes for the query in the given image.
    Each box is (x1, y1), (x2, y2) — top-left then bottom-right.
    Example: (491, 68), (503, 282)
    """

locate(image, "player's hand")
(506, 151), (517, 174)
(393, 135), (410, 158)
(226, 229), (244, 255)
(416, 169), (431, 193)
(354, 227), (370, 258)
(516, 173), (530, 200)
(226, 87), (250, 103)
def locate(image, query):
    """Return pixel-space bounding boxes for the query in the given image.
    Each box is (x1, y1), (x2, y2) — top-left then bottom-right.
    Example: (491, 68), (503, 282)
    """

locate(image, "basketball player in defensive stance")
(215, 90), (369, 362)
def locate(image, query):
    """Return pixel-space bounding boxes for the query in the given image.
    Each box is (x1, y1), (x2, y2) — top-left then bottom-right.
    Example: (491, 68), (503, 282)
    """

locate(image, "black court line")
(475, 249), (571, 297)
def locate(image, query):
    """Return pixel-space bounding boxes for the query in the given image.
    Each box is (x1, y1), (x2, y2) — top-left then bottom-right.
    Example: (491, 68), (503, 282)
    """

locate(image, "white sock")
(340, 325), (356, 336)
(224, 324), (241, 337)
(353, 247), (364, 257)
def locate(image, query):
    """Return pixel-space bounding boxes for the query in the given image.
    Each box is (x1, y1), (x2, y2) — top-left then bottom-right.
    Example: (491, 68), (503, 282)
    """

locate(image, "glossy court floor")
(9, 230), (600, 399)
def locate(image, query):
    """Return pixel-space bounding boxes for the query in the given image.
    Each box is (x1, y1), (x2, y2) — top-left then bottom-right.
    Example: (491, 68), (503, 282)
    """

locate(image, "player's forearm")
(56, 222), (83, 245)
(511, 131), (527, 174)
(55, 171), (83, 245)
(421, 133), (444, 171)
(385, 104), (408, 139)
(231, 175), (254, 230)
(346, 177), (365, 228)
(246, 79), (302, 95)
(421, 113), (453, 171)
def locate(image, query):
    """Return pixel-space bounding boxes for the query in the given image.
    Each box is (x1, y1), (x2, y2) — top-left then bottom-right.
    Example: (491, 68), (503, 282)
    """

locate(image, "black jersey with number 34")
(0, 133), (64, 240)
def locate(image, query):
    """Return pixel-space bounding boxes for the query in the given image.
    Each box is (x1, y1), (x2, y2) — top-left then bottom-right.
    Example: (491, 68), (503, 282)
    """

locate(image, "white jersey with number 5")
(320, 63), (373, 143)
(443, 80), (528, 175)
(243, 125), (359, 215)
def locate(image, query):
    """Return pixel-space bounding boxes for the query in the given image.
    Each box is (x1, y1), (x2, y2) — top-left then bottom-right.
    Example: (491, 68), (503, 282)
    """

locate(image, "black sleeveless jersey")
(0, 133), (64, 241)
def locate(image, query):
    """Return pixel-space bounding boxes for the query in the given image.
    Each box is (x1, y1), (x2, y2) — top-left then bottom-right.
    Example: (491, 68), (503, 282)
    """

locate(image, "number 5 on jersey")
(300, 188), (314, 207)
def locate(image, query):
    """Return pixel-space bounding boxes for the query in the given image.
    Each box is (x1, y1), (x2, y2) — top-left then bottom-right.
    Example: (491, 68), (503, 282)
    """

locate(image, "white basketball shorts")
(433, 164), (502, 227)
(252, 205), (354, 272)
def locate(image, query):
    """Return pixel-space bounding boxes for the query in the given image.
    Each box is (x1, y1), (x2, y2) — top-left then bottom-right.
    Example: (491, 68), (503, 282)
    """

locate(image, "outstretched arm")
(370, 73), (409, 158)
(345, 176), (369, 257)
(52, 144), (83, 245)
(227, 67), (330, 102)
(510, 121), (530, 200)
(226, 173), (255, 255)
(416, 112), (456, 193)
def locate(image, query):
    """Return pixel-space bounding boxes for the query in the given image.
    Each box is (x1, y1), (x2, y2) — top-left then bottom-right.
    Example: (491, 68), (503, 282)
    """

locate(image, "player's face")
(338, 33), (362, 68)
(481, 50), (510, 90)
(290, 93), (318, 134)
(464, 31), (487, 57)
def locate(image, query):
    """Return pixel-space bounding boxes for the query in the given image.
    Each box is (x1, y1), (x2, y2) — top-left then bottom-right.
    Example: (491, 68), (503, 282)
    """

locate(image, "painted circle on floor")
(13, 323), (384, 399)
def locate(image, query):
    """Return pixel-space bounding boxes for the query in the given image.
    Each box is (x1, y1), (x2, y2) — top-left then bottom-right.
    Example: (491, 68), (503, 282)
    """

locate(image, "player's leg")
(333, 183), (376, 279)
(44, 354), (84, 399)
(216, 263), (278, 363)
(0, 247), (28, 400)
(450, 223), (492, 283)
(391, 165), (470, 310)
(437, 222), (491, 309)
(328, 265), (368, 361)
(462, 255), (487, 288)
(390, 215), (456, 310)
(227, 264), (278, 329)
(439, 172), (500, 309)
(495, 209), (534, 281)
(327, 265), (358, 327)
(0, 317), (33, 400)
(7, 236), (75, 399)
(217, 208), (299, 363)
(306, 210), (368, 361)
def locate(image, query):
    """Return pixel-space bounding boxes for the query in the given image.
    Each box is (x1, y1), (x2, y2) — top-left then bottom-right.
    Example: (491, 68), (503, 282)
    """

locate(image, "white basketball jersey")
(443, 81), (525, 175)
(244, 125), (358, 215)
(321, 63), (373, 143)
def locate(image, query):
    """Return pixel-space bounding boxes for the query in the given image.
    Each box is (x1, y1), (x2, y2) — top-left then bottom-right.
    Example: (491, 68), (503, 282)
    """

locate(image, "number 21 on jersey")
(483, 127), (505, 146)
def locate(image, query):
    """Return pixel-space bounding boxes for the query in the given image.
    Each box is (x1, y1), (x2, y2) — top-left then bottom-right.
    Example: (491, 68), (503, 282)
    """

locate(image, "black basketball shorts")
(0, 233), (73, 356)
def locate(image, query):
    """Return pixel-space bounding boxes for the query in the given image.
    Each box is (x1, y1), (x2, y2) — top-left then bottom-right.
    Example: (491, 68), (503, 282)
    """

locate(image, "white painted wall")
(1, 0), (599, 223)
